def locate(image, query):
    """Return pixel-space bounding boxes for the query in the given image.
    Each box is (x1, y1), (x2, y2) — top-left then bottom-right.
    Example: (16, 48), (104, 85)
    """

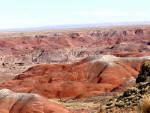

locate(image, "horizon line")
(0, 21), (150, 32)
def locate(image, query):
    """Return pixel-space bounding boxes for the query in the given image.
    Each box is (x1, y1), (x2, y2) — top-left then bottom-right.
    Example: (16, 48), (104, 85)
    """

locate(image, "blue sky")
(0, 0), (150, 29)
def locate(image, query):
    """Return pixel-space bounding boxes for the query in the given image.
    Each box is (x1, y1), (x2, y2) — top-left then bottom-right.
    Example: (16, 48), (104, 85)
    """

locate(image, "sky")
(0, 0), (150, 29)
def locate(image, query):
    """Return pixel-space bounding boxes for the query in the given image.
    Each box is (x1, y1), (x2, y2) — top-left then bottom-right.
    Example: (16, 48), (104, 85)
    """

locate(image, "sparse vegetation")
(136, 60), (150, 83)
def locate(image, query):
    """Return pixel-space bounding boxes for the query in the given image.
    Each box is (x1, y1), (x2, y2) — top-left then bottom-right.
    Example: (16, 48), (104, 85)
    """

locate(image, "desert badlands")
(0, 26), (150, 112)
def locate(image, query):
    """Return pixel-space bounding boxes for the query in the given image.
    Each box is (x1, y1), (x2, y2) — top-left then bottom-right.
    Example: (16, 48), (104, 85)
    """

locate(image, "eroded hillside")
(0, 26), (150, 112)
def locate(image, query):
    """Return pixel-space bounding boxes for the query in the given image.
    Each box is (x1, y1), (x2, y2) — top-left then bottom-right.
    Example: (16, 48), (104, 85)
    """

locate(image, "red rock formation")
(0, 28), (150, 66)
(0, 89), (69, 113)
(0, 26), (150, 113)
(0, 55), (150, 98)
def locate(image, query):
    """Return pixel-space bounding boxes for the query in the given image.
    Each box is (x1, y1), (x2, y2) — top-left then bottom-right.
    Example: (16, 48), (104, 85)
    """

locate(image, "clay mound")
(0, 89), (69, 113)
(0, 55), (150, 98)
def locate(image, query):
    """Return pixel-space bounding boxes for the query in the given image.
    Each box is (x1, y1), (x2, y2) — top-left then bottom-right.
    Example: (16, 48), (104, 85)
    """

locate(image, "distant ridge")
(0, 21), (150, 32)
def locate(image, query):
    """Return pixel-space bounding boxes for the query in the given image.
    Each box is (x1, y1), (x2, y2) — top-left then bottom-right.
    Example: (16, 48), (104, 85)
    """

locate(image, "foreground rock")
(136, 60), (150, 83)
(0, 89), (69, 113)
(0, 55), (150, 99)
(98, 60), (150, 113)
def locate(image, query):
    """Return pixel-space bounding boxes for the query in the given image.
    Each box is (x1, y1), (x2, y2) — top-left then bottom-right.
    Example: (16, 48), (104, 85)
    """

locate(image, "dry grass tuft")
(139, 95), (150, 113)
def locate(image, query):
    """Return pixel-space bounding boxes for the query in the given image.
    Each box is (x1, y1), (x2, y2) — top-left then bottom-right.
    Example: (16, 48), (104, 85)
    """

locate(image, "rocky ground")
(97, 61), (150, 113)
(0, 25), (150, 112)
